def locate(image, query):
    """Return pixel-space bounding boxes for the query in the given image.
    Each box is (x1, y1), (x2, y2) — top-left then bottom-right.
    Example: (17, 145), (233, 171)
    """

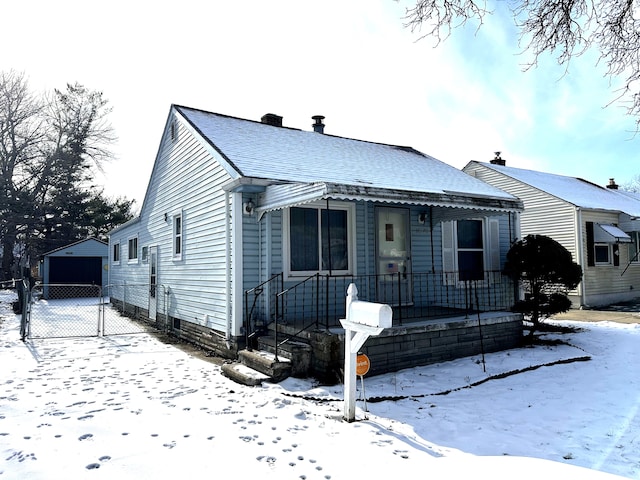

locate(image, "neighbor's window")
(286, 204), (352, 275)
(594, 243), (611, 265)
(112, 242), (120, 264)
(173, 212), (183, 260)
(128, 236), (138, 262)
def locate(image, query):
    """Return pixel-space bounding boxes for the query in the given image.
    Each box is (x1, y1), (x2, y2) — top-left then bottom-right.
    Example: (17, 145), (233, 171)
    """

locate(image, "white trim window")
(128, 236), (139, 263)
(442, 218), (500, 285)
(173, 212), (183, 260)
(112, 242), (120, 265)
(284, 202), (355, 277)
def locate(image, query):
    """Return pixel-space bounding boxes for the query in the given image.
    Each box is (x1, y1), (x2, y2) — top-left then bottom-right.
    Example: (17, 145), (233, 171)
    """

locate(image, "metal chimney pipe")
(312, 115), (325, 134)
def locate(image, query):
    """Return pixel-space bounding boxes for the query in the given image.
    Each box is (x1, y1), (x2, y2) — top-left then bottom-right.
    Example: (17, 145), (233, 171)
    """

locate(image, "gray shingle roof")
(474, 161), (640, 217)
(176, 105), (516, 202)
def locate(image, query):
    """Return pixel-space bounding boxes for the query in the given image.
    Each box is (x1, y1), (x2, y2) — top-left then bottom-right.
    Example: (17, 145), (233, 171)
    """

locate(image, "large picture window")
(286, 203), (352, 275)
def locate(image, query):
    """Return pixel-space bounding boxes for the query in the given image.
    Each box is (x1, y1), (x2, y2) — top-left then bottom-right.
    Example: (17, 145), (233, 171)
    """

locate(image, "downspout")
(225, 191), (232, 341)
(265, 211), (272, 317)
(326, 198), (333, 276)
(231, 191), (244, 339)
(364, 202), (370, 276)
(429, 206), (435, 273)
(574, 207), (585, 306)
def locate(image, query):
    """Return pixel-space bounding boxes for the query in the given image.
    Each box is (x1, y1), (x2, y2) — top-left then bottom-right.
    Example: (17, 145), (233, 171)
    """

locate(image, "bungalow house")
(108, 106), (524, 382)
(464, 156), (640, 308)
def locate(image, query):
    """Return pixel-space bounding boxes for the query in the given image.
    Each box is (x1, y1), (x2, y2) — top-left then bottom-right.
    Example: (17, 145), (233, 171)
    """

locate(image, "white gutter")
(574, 207), (585, 305)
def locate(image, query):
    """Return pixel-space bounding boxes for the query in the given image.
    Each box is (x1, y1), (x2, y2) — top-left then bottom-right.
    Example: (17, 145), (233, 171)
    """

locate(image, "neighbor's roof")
(470, 161), (640, 218)
(41, 237), (108, 257)
(174, 105), (520, 209)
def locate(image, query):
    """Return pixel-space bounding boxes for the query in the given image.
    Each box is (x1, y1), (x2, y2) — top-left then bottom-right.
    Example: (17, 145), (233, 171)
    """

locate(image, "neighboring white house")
(108, 106), (525, 380)
(464, 157), (640, 307)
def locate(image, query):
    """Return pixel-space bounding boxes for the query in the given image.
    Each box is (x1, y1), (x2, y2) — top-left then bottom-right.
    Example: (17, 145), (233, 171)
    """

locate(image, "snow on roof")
(477, 162), (640, 217)
(175, 106), (516, 202)
(41, 237), (107, 257)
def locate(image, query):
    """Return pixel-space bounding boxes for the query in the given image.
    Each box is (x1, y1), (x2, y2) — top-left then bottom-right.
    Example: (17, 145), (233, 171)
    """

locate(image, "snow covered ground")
(1, 289), (639, 479)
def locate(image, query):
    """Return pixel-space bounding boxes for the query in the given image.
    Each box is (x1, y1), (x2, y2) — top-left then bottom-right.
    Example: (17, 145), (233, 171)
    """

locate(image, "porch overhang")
(256, 182), (523, 217)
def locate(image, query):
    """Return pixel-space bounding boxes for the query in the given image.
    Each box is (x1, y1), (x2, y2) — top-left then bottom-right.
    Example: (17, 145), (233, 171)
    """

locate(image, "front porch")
(244, 270), (523, 382)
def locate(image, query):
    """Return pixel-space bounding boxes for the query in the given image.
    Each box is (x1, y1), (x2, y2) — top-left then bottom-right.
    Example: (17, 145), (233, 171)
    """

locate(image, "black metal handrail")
(277, 270), (514, 327)
(243, 273), (283, 352)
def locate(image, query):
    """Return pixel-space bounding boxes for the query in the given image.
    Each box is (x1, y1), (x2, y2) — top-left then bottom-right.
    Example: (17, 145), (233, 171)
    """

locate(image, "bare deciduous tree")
(0, 71), (126, 280)
(403, 0), (640, 123)
(0, 71), (44, 280)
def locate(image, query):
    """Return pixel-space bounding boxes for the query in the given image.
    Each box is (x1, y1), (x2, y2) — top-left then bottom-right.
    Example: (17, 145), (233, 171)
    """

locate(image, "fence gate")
(27, 284), (150, 339)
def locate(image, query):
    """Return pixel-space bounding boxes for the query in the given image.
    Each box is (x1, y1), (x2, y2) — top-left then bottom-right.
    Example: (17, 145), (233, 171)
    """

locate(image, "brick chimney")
(261, 113), (283, 127)
(312, 115), (325, 134)
(607, 178), (619, 189)
(490, 151), (506, 166)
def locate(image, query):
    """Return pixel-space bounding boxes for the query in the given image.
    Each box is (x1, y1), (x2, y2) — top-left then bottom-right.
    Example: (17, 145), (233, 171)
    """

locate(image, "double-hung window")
(594, 243), (612, 265)
(173, 212), (183, 260)
(285, 203), (353, 276)
(128, 236), (138, 263)
(456, 219), (485, 281)
(442, 218), (500, 284)
(112, 242), (120, 265)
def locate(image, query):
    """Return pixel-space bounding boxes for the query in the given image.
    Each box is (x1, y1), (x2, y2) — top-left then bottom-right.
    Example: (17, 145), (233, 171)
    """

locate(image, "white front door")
(376, 207), (412, 305)
(148, 246), (158, 321)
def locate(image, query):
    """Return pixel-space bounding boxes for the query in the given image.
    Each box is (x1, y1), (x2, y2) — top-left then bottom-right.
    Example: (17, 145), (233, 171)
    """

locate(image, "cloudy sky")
(3, 0), (638, 207)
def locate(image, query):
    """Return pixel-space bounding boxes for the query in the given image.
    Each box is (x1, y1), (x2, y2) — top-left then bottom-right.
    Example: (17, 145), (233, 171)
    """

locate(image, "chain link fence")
(26, 283), (153, 339)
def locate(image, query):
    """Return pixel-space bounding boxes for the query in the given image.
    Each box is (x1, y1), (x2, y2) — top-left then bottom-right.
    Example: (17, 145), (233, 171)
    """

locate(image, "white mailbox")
(341, 283), (392, 422)
(348, 300), (392, 329)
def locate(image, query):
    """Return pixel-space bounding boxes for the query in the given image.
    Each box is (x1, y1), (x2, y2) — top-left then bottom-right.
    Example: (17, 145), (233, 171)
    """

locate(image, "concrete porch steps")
(221, 349), (292, 386)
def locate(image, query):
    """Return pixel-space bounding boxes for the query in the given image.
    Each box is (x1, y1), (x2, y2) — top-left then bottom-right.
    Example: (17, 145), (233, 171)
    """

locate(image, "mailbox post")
(340, 283), (392, 422)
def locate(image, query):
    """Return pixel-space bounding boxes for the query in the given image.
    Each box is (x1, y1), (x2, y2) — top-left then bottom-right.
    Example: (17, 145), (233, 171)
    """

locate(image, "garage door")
(49, 257), (103, 285)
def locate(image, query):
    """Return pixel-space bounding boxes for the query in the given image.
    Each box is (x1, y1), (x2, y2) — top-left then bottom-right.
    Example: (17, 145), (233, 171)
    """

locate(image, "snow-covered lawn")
(1, 289), (638, 479)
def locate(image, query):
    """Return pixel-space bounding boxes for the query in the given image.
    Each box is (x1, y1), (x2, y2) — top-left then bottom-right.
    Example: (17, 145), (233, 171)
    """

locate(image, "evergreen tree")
(504, 234), (583, 336)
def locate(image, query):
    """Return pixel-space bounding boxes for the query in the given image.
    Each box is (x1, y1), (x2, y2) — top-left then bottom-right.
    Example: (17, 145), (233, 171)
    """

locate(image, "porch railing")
(246, 269), (515, 331)
(243, 273), (283, 350)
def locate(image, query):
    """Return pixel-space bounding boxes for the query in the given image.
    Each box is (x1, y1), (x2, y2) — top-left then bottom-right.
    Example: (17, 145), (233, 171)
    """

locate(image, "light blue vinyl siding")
(109, 113), (234, 332)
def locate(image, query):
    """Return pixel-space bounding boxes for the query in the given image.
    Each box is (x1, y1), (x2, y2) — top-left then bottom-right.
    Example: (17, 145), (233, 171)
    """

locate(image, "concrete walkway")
(552, 300), (640, 324)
